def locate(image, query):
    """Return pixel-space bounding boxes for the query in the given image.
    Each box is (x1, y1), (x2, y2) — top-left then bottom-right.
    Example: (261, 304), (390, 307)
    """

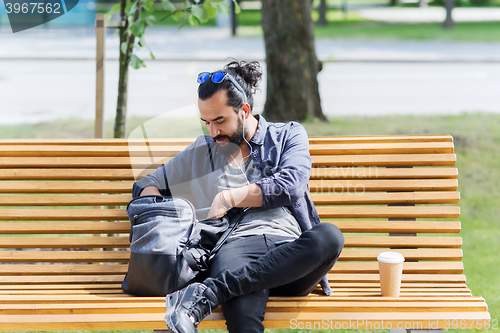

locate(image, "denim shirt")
(132, 115), (332, 295)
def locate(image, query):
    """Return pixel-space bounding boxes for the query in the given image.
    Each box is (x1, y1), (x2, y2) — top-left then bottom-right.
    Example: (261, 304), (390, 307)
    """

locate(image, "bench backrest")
(0, 136), (462, 289)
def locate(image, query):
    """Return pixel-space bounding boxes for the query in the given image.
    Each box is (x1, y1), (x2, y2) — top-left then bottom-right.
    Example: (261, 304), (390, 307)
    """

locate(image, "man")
(132, 61), (344, 333)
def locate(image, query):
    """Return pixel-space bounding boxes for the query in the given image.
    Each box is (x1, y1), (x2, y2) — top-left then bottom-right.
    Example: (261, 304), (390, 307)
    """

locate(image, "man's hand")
(207, 191), (232, 219)
(140, 186), (162, 197)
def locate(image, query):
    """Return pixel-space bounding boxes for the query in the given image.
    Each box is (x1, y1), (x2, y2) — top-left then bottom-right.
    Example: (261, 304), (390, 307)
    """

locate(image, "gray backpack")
(122, 195), (237, 296)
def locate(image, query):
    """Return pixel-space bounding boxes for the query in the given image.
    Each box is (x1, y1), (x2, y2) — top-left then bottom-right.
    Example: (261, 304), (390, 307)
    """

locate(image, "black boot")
(164, 282), (218, 333)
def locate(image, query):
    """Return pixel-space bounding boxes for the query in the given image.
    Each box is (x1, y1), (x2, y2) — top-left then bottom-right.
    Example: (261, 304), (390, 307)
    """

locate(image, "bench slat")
(0, 248), (463, 263)
(0, 275), (126, 285)
(0, 195), (132, 207)
(0, 167), (459, 181)
(316, 206), (460, 219)
(0, 206), (460, 220)
(343, 236), (462, 248)
(310, 167), (458, 180)
(312, 154), (456, 167)
(0, 273), (466, 285)
(0, 311), (491, 331)
(1, 293), (481, 304)
(310, 191), (460, 204)
(0, 182), (133, 194)
(338, 249), (463, 261)
(0, 135), (454, 145)
(0, 282), (470, 291)
(327, 274), (466, 283)
(0, 220), (461, 235)
(0, 251), (130, 263)
(0, 264), (128, 275)
(0, 237), (129, 248)
(0, 236), (461, 249)
(0, 154), (457, 168)
(0, 287), (471, 296)
(0, 222), (130, 234)
(0, 142), (454, 157)
(0, 169), (137, 181)
(0, 179), (459, 194)
(0, 301), (487, 316)
(330, 262), (463, 274)
(309, 179), (459, 192)
(310, 142), (454, 155)
(0, 192), (459, 206)
(329, 221), (461, 233)
(0, 262), (463, 276)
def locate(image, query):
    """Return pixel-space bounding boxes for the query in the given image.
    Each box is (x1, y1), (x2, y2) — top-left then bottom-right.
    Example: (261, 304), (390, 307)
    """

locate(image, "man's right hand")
(140, 186), (162, 196)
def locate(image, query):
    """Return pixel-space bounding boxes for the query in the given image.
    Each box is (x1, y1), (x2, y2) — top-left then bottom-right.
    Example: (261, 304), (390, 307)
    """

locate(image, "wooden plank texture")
(0, 236), (461, 249)
(0, 136), (491, 332)
(0, 220), (461, 235)
(0, 248), (463, 263)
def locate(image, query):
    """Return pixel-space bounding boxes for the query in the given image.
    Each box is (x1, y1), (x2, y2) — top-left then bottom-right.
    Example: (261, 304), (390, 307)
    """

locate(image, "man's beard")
(213, 117), (245, 155)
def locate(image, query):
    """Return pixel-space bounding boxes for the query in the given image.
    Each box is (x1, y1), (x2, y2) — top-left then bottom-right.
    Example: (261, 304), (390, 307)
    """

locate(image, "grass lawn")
(236, 8), (500, 42)
(1, 112), (499, 333)
(98, 4), (500, 41)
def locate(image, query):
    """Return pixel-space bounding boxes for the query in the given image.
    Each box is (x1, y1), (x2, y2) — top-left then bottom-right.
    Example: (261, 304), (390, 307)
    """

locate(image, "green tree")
(107, 0), (240, 138)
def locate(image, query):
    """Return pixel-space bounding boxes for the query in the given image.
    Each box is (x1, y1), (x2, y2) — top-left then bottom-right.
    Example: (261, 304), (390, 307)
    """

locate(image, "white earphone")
(228, 109), (253, 185)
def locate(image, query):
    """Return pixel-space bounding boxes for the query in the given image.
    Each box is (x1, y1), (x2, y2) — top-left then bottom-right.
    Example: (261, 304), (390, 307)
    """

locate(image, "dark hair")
(198, 60), (263, 111)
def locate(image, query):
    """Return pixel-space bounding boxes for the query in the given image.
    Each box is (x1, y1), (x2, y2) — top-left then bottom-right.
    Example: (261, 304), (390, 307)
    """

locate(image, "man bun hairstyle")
(198, 60), (263, 111)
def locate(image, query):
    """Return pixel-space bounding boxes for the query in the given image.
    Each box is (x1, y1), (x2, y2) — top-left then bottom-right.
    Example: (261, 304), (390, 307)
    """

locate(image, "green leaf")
(130, 54), (146, 69)
(160, 0), (175, 11)
(216, 1), (229, 16)
(143, 14), (156, 25)
(127, 1), (138, 16)
(172, 10), (185, 21)
(203, 1), (217, 19)
(120, 41), (128, 55)
(142, 2), (154, 13)
(124, 2), (133, 14)
(138, 36), (156, 60)
(232, 0), (240, 14)
(177, 14), (187, 29)
(188, 14), (199, 27)
(191, 4), (208, 23)
(129, 19), (146, 37)
(184, 0), (190, 10)
(106, 2), (120, 21)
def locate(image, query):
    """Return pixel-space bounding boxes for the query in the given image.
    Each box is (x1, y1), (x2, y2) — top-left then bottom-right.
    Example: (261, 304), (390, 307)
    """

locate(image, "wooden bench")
(0, 135), (490, 331)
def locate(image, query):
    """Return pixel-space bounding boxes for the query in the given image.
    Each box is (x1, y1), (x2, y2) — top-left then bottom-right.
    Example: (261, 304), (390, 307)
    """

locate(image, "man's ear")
(241, 103), (251, 118)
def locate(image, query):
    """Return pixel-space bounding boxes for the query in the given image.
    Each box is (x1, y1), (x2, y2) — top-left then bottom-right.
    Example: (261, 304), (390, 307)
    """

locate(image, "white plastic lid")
(377, 251), (405, 263)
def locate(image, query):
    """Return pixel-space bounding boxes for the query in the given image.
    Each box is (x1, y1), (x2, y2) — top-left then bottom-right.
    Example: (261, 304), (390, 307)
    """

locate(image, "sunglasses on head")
(197, 71), (248, 105)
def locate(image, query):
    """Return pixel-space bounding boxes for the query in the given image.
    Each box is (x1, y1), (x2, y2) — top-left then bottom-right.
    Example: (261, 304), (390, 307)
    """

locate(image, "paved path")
(1, 60), (499, 124)
(1, 7), (500, 124)
(2, 25), (500, 62)
(357, 7), (500, 23)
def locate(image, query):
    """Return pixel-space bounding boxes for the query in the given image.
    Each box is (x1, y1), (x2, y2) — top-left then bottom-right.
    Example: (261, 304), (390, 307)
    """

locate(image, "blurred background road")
(1, 1), (500, 124)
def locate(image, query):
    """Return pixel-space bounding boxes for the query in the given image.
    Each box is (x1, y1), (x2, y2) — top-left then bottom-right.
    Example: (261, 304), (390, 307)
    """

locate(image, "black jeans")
(204, 222), (344, 333)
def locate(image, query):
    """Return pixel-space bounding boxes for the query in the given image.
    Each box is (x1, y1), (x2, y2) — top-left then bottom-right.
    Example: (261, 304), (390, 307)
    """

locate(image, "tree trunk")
(115, 45), (129, 138)
(114, 0), (140, 138)
(443, 0), (455, 29)
(317, 0), (328, 26)
(261, 0), (326, 122)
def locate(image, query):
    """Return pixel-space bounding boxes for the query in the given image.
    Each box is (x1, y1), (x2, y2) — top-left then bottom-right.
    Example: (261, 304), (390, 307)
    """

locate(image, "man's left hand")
(208, 191), (232, 219)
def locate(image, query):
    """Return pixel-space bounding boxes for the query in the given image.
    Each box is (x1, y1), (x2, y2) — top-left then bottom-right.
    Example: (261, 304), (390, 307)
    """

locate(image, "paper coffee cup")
(377, 252), (405, 297)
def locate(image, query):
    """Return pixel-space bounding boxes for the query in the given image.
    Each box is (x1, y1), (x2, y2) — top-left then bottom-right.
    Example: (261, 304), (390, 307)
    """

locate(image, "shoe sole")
(165, 293), (181, 333)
